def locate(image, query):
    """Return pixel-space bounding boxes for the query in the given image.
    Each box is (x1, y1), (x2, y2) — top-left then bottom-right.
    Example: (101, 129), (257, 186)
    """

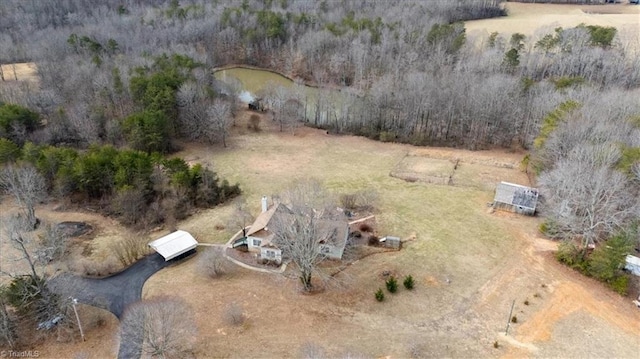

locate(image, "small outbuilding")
(148, 230), (198, 261)
(493, 181), (539, 216)
(379, 236), (402, 249)
(625, 255), (640, 277)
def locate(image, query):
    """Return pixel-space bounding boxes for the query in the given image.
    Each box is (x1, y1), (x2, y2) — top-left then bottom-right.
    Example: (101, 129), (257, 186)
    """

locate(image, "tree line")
(1, 139), (240, 228)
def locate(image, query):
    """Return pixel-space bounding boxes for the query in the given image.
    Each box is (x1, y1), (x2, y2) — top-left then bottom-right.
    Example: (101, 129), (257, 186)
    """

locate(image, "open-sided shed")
(493, 181), (539, 216)
(148, 230), (198, 261)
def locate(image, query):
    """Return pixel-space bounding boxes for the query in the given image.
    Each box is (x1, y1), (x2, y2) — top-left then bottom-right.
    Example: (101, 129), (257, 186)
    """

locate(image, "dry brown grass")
(0, 63), (38, 82)
(8, 109), (638, 358)
(465, 2), (640, 44)
(137, 112), (640, 357)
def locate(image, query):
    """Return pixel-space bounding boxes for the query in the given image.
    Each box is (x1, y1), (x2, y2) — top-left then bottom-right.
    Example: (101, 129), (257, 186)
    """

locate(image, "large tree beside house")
(270, 180), (345, 292)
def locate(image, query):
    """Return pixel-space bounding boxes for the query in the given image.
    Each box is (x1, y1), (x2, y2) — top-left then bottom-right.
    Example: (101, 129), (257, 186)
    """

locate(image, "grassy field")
(145, 114), (527, 357)
(465, 1), (640, 40)
(141, 114), (638, 358)
(3, 111), (638, 359)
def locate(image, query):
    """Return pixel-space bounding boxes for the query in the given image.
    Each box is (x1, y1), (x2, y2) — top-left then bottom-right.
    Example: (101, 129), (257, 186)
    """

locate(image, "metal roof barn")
(148, 230), (198, 261)
(493, 181), (539, 215)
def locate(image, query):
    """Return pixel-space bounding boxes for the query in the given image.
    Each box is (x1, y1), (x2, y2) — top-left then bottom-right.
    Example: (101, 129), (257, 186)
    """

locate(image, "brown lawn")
(7, 110), (638, 358)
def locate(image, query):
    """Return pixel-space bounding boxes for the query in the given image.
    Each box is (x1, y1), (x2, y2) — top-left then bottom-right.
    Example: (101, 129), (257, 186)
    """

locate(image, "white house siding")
(260, 247), (282, 264)
(247, 236), (263, 252)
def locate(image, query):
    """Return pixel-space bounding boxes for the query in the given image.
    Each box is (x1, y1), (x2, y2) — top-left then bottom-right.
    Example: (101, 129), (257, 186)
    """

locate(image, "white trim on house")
(148, 230), (198, 261)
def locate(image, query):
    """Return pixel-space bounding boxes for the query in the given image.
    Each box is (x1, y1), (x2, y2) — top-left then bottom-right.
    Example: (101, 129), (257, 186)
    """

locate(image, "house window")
(252, 239), (261, 246)
(266, 250), (275, 258)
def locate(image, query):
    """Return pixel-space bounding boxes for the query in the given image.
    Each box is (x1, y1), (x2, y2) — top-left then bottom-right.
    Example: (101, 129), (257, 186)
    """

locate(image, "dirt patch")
(0, 62), (38, 82)
(390, 151), (531, 190)
(517, 280), (639, 343)
(390, 155), (457, 184)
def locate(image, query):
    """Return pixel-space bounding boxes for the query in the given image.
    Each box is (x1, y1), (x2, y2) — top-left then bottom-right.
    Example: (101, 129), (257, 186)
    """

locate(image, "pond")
(214, 67), (297, 94)
(214, 66), (353, 127)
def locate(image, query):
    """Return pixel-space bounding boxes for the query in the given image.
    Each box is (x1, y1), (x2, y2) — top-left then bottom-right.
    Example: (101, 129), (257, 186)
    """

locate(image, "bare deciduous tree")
(176, 80), (211, 140)
(119, 296), (197, 359)
(0, 164), (46, 229)
(228, 196), (254, 237)
(539, 143), (638, 248)
(35, 223), (68, 264)
(198, 246), (232, 278)
(0, 289), (17, 349)
(207, 99), (233, 147)
(0, 215), (74, 338)
(271, 180), (339, 292)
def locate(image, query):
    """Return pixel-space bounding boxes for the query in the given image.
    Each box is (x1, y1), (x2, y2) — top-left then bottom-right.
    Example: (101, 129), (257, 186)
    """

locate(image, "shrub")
(551, 76), (585, 90)
(368, 235), (379, 246)
(523, 299), (529, 306)
(72, 256), (120, 277)
(111, 186), (147, 226)
(198, 247), (232, 278)
(339, 193), (357, 210)
(511, 316), (518, 323)
(588, 233), (634, 283)
(379, 131), (397, 142)
(403, 275), (414, 290)
(223, 303), (246, 326)
(248, 114), (261, 132)
(555, 240), (586, 270)
(375, 288), (385, 302)
(610, 275), (629, 296)
(110, 236), (150, 267)
(386, 276), (398, 293)
(300, 342), (326, 359)
(493, 341), (499, 349)
(0, 103), (40, 144)
(359, 223), (372, 232)
(0, 138), (20, 164)
(5, 275), (46, 314)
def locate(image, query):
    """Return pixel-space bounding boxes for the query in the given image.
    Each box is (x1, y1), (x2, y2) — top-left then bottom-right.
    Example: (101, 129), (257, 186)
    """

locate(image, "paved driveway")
(51, 253), (172, 318)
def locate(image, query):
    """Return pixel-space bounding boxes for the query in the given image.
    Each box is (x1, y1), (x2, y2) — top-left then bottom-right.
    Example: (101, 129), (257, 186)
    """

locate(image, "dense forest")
(0, 0), (638, 285)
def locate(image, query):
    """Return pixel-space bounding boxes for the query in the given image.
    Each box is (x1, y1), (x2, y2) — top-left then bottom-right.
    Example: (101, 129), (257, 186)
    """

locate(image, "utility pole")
(70, 297), (85, 341)
(505, 299), (516, 336)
